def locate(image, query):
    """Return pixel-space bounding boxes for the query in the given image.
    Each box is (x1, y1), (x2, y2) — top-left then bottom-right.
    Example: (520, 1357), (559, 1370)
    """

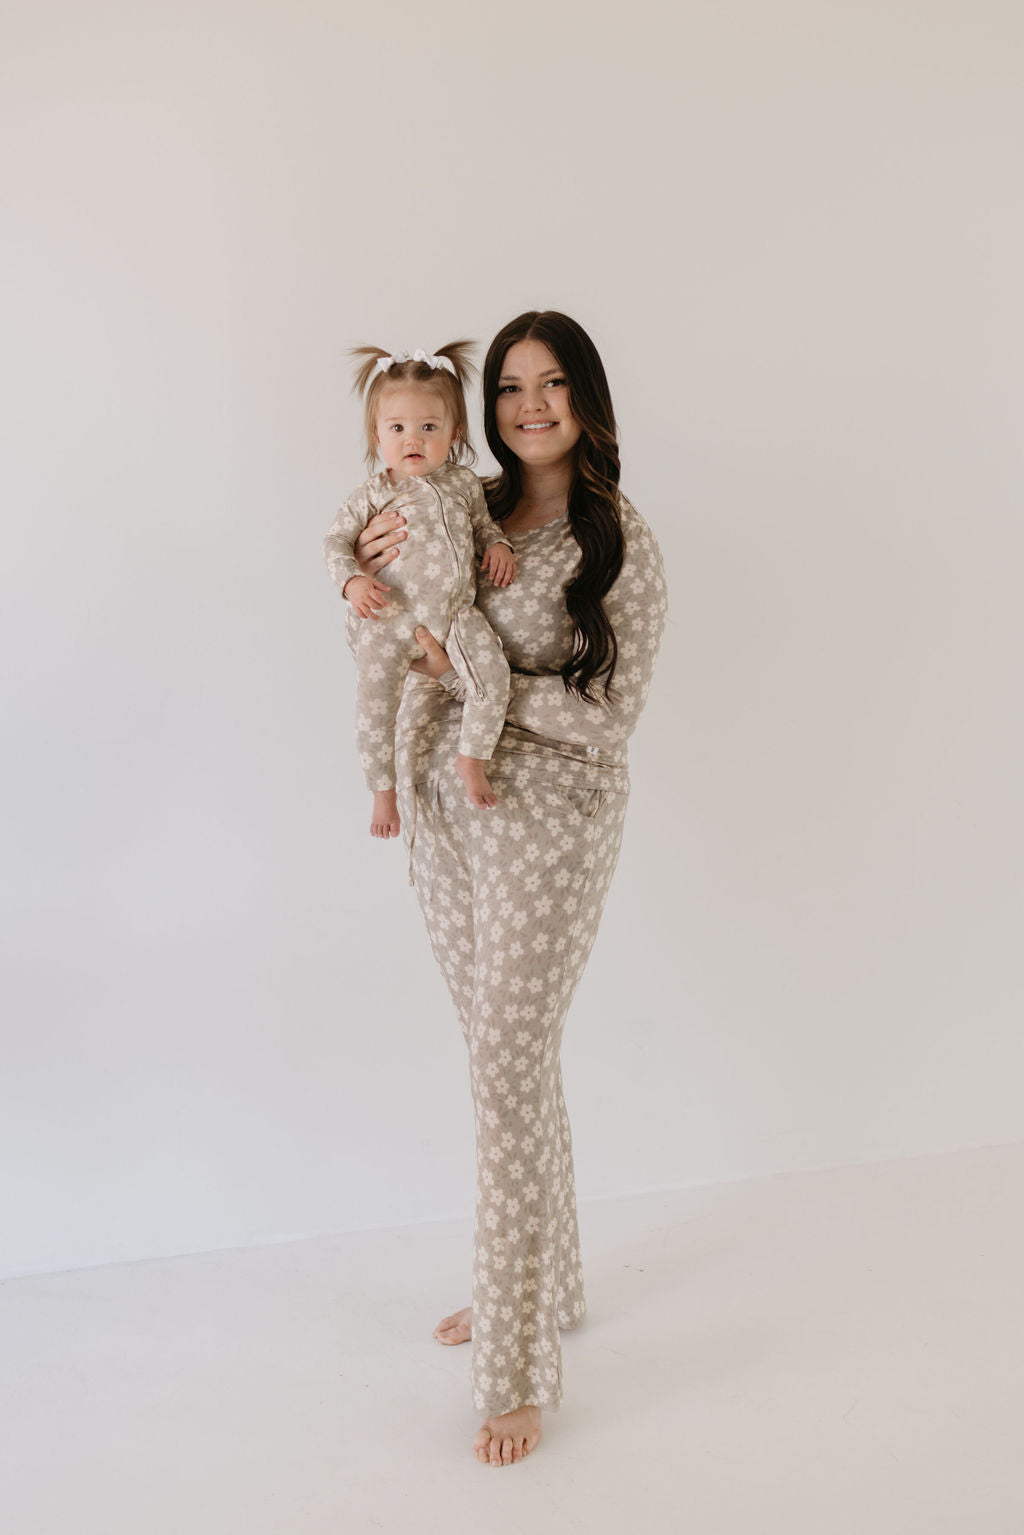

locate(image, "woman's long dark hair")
(482, 310), (625, 703)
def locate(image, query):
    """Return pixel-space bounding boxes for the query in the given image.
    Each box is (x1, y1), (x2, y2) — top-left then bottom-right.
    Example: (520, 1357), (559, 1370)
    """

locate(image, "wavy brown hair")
(349, 341), (477, 472)
(482, 311), (624, 703)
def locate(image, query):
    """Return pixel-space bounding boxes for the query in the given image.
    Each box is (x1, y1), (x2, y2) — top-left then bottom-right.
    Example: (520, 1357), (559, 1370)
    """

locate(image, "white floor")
(2, 1141), (1022, 1535)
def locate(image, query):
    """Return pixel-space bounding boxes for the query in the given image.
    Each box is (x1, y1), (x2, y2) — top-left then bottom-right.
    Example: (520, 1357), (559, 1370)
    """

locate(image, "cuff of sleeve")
(438, 668), (467, 702)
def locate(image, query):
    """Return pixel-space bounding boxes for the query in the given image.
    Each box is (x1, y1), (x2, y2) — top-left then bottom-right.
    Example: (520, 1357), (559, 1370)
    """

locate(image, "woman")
(345, 311), (668, 1466)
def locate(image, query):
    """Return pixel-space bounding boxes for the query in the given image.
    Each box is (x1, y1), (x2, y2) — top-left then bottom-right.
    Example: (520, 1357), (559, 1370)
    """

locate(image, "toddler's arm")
(323, 483), (375, 598)
(461, 470), (515, 560)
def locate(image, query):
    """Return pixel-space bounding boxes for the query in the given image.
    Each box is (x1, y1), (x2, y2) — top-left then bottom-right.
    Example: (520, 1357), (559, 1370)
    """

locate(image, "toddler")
(324, 343), (516, 838)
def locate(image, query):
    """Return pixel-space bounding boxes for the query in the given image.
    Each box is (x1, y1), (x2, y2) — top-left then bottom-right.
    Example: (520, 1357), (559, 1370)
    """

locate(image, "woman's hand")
(354, 508), (407, 582)
(409, 626), (452, 679)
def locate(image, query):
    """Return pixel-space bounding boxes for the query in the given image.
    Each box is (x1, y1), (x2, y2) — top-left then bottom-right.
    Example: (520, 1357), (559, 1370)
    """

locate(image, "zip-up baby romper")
(323, 462), (514, 791)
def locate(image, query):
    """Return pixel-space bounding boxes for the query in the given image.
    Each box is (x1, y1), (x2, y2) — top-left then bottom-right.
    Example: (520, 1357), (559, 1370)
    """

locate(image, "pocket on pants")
(549, 784), (605, 820)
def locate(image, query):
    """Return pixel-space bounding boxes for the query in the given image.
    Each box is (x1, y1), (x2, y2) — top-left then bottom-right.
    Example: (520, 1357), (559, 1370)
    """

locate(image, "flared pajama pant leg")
(399, 776), (476, 1043)
(399, 766), (629, 1418)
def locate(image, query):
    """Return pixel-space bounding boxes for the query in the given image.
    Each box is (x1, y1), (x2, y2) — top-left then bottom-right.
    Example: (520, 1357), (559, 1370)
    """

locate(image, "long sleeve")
(344, 602), (362, 661)
(437, 667), (467, 701)
(464, 471), (514, 559)
(503, 511), (668, 751)
(323, 482), (375, 598)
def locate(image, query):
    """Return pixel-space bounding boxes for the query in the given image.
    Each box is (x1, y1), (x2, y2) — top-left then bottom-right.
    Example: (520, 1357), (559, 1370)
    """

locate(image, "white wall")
(2, 0), (1022, 1279)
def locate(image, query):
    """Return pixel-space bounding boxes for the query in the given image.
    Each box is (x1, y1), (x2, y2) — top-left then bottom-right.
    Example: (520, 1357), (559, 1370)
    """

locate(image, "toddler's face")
(376, 384), (457, 479)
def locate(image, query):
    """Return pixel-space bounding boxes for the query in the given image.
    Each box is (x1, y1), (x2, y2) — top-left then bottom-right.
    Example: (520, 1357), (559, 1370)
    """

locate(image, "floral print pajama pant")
(398, 755), (630, 1418)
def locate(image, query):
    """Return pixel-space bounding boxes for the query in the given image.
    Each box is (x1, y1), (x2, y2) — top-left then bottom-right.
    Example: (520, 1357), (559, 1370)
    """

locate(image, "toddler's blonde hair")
(349, 341), (477, 472)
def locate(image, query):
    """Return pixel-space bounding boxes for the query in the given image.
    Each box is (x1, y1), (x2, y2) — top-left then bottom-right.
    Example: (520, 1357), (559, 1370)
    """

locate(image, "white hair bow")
(374, 349), (457, 377)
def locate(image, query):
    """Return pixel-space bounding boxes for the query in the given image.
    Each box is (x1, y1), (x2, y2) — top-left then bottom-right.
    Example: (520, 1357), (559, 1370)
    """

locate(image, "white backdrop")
(2, 0), (1022, 1279)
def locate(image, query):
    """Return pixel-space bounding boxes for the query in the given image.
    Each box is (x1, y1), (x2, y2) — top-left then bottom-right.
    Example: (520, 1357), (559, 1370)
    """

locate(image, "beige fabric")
(323, 463), (514, 790)
(387, 494), (668, 1416)
(371, 496), (668, 795)
(398, 757), (630, 1416)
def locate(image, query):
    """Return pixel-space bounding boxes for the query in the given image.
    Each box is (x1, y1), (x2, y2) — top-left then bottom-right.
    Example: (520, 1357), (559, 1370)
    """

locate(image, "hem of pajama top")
(393, 673), (633, 798)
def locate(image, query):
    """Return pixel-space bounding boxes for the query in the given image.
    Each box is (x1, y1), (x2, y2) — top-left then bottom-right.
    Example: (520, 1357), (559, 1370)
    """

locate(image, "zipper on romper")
(428, 476), (486, 702)
(428, 477), (461, 587)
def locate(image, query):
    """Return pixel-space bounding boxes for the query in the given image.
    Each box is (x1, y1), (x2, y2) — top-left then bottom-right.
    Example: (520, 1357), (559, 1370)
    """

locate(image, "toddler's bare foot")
(474, 1404), (542, 1466)
(370, 789), (400, 838)
(455, 754), (498, 809)
(433, 1306), (472, 1345)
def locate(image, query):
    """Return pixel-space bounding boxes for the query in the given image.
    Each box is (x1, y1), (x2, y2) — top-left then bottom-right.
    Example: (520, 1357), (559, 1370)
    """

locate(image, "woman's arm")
(504, 511), (668, 750)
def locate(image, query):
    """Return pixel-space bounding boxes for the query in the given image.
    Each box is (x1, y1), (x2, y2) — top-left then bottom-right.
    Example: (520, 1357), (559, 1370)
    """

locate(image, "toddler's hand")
(481, 541), (517, 588)
(344, 573), (391, 618)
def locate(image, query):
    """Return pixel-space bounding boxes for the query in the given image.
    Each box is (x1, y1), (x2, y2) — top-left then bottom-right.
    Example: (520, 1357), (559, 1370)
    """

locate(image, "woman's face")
(494, 339), (582, 468)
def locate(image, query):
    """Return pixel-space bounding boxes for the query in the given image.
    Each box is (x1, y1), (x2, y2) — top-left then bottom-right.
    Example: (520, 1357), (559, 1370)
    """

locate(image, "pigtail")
(433, 341), (477, 466)
(348, 344), (390, 399)
(432, 339), (477, 391)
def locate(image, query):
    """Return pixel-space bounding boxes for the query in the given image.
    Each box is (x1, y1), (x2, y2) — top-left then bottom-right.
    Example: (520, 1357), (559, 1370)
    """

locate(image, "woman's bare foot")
(370, 789), (400, 838)
(455, 754), (498, 809)
(433, 1306), (472, 1345)
(474, 1404), (542, 1466)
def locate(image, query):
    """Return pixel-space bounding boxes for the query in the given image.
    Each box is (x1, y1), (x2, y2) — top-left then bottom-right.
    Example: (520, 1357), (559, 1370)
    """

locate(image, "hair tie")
(374, 349), (457, 378)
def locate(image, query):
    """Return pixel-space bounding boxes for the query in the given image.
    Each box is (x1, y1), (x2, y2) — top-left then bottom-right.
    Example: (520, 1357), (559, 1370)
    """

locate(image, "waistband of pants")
(494, 723), (627, 771)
